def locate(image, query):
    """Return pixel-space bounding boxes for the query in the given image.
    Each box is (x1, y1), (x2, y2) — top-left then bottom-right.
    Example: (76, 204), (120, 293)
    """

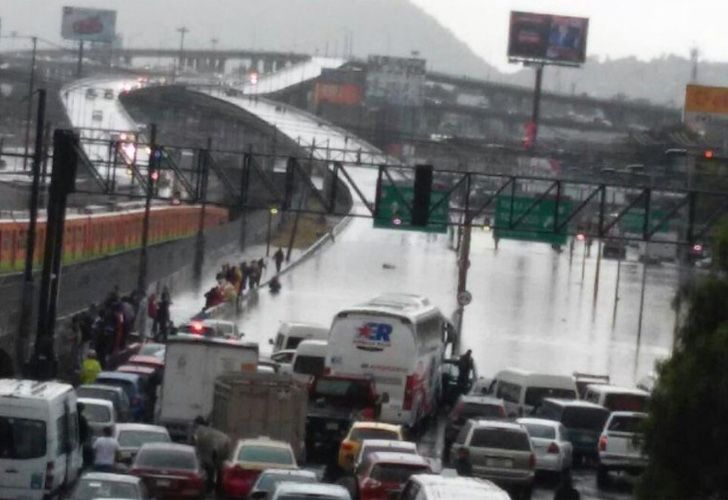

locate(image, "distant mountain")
(487, 55), (728, 109)
(2, 0), (726, 107)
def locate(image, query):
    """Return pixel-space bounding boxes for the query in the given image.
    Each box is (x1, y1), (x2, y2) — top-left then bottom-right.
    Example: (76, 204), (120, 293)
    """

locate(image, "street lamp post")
(23, 36), (37, 171)
(266, 207), (278, 257)
(176, 26), (189, 79)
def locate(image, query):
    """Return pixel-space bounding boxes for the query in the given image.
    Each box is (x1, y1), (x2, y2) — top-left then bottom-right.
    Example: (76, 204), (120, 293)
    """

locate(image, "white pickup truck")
(597, 411), (648, 488)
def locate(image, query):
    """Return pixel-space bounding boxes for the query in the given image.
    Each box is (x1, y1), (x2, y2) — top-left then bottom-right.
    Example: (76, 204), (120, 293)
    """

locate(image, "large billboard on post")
(508, 11), (589, 65)
(684, 84), (728, 140)
(61, 6), (117, 43)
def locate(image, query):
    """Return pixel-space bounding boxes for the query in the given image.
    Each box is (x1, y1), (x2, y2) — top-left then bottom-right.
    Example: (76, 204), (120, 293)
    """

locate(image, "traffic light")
(704, 149), (715, 160)
(411, 164), (433, 226)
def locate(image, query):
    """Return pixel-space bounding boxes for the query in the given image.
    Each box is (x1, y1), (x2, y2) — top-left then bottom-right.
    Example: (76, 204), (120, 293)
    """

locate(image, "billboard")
(61, 6), (117, 43)
(508, 11), (589, 65)
(365, 55), (426, 106)
(684, 84), (728, 140)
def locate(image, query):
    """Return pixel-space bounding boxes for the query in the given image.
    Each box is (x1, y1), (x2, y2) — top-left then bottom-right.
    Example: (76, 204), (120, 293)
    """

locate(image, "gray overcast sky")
(411, 0), (724, 71)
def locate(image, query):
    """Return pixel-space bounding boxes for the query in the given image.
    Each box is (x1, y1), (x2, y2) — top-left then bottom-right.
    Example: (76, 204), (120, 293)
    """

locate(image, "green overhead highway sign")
(494, 195), (573, 245)
(374, 185), (449, 234)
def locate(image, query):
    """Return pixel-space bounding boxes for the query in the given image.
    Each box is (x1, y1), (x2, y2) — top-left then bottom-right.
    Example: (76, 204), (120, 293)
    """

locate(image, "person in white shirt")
(92, 426), (119, 472)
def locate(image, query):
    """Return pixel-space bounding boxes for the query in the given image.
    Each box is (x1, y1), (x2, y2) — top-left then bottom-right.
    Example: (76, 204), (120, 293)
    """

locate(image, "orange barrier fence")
(0, 205), (228, 273)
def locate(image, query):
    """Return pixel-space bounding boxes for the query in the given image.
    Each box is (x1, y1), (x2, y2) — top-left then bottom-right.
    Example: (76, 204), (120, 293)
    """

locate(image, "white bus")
(326, 294), (449, 429)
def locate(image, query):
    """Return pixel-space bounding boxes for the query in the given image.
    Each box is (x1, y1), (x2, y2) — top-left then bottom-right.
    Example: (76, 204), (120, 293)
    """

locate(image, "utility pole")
(527, 63), (544, 149)
(176, 26), (189, 79)
(137, 124), (157, 295)
(23, 36), (37, 170)
(193, 138), (211, 289)
(76, 40), (84, 77)
(16, 88), (46, 374)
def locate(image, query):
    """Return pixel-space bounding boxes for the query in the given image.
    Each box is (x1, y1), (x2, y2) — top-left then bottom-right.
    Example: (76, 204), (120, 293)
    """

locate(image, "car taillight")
(44, 461), (54, 490)
(598, 435), (608, 452)
(403, 375), (416, 410)
(361, 477), (383, 491)
(547, 442), (560, 454)
(224, 463), (259, 483)
(528, 453), (535, 469)
(342, 442), (354, 451)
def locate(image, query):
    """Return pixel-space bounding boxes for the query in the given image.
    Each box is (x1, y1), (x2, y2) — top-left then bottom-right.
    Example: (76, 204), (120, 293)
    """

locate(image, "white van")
(0, 379), (83, 500)
(583, 384), (650, 412)
(327, 294), (448, 428)
(490, 368), (578, 417)
(400, 474), (510, 500)
(290, 340), (328, 381)
(271, 322), (328, 352)
(77, 397), (116, 437)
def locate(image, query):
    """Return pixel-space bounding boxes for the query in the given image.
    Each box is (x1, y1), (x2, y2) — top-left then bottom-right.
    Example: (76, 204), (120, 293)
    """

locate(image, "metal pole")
(76, 40), (84, 77)
(611, 253), (622, 329)
(193, 139), (211, 288)
(580, 239), (588, 283)
(22, 36), (37, 170)
(529, 63), (544, 148)
(16, 88), (45, 372)
(593, 239), (603, 303)
(266, 209), (273, 257)
(137, 124), (157, 295)
(636, 249), (649, 344)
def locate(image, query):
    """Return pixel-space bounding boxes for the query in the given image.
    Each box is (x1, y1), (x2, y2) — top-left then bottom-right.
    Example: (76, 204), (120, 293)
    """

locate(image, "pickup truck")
(305, 374), (382, 461)
(597, 411), (648, 488)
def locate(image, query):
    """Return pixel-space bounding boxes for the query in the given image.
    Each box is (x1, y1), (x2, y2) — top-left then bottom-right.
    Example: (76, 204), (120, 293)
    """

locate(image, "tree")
(638, 221), (728, 499)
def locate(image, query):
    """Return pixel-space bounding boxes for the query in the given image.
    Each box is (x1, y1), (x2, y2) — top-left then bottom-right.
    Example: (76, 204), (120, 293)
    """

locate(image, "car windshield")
(82, 404), (111, 423)
(524, 387), (577, 407)
(470, 428), (531, 451)
(604, 394), (649, 412)
(96, 378), (135, 397)
(135, 448), (197, 470)
(562, 407), (609, 430)
(255, 473), (316, 491)
(370, 463), (429, 483)
(237, 445), (294, 465)
(293, 355), (325, 376)
(118, 430), (170, 448)
(0, 416), (46, 459)
(608, 415), (646, 433)
(71, 479), (139, 500)
(350, 428), (399, 441)
(313, 378), (371, 406)
(522, 423), (556, 439)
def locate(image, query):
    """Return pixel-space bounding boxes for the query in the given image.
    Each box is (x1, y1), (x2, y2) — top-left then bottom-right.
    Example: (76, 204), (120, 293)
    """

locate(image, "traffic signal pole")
(528, 63), (545, 148)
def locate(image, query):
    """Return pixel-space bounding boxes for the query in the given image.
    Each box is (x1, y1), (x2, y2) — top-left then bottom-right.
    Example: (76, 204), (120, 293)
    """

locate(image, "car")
(354, 439), (418, 471)
(138, 342), (165, 359)
(69, 471), (151, 499)
(399, 474), (510, 500)
(490, 368), (578, 417)
(176, 319), (241, 339)
(517, 418), (573, 475)
(78, 397), (117, 437)
(221, 437), (297, 498)
(583, 384), (650, 412)
(127, 355), (165, 372)
(248, 468), (317, 499)
(270, 349), (296, 365)
(445, 395), (506, 461)
(114, 423), (171, 464)
(269, 481), (351, 500)
(450, 420), (535, 500)
(130, 442), (206, 499)
(271, 322), (329, 352)
(95, 372), (148, 421)
(338, 422), (404, 471)
(532, 399), (610, 463)
(597, 411), (649, 488)
(355, 452), (431, 500)
(77, 383), (133, 422)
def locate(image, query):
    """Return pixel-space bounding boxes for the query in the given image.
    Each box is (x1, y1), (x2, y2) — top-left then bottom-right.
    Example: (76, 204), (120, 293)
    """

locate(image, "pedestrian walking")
(458, 349), (473, 393)
(156, 288), (171, 342)
(258, 257), (267, 278)
(80, 350), (102, 385)
(274, 247), (285, 273)
(250, 261), (261, 288)
(92, 426), (120, 472)
(78, 403), (93, 467)
(240, 261), (250, 291)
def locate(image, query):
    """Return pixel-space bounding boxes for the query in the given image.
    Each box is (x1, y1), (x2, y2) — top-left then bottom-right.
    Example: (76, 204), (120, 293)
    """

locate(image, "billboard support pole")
(530, 63), (544, 148)
(76, 40), (84, 77)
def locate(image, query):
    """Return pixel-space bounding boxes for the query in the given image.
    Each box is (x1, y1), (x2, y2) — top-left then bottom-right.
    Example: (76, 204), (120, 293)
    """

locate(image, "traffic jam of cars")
(0, 294), (652, 499)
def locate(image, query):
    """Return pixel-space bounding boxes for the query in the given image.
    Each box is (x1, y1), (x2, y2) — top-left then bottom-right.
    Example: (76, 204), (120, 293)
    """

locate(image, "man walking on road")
(274, 248), (285, 273)
(92, 426), (119, 472)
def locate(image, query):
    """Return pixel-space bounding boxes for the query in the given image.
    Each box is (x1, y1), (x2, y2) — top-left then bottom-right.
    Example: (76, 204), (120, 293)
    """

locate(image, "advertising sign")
(684, 84), (728, 140)
(61, 6), (117, 43)
(354, 322), (393, 352)
(365, 55), (426, 106)
(508, 11), (589, 65)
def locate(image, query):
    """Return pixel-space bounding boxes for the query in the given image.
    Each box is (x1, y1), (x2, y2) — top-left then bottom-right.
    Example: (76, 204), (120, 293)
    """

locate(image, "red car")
(356, 451), (431, 500)
(221, 437), (298, 498)
(130, 442), (206, 499)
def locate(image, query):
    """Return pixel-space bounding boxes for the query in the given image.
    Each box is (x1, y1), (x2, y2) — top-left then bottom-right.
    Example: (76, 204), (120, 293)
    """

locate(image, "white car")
(271, 481), (351, 500)
(78, 397), (116, 437)
(517, 418), (573, 474)
(597, 411), (648, 488)
(113, 423), (171, 464)
(270, 349), (296, 374)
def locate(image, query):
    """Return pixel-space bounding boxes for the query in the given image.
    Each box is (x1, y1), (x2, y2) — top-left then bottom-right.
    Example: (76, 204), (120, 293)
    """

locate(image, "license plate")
(326, 422), (339, 430)
(156, 479), (171, 487)
(485, 457), (512, 468)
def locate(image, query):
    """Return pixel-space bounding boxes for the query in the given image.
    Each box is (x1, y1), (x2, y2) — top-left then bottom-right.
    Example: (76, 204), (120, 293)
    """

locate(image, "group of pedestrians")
(73, 287), (141, 373)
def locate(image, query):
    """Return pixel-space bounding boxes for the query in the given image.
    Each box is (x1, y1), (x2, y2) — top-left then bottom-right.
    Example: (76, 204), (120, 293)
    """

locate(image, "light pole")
(266, 207), (278, 257)
(176, 26), (189, 79)
(23, 36), (37, 171)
